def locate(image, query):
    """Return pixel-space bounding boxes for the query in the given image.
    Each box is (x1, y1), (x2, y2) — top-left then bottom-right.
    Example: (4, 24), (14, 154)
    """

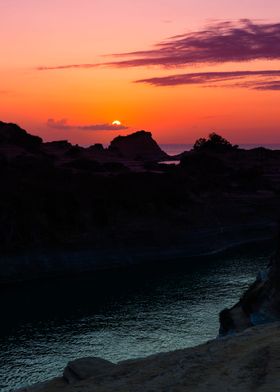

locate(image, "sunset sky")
(1, 0), (280, 145)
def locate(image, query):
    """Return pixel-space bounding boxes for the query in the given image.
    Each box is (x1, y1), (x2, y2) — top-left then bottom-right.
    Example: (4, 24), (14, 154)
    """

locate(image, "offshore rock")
(108, 130), (169, 161)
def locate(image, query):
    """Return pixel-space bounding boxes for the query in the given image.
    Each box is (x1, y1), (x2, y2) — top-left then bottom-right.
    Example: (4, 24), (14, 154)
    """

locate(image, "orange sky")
(1, 0), (280, 145)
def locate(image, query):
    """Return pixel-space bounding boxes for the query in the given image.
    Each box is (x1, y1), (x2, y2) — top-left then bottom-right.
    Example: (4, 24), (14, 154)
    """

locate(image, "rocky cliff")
(17, 322), (280, 392)
(219, 232), (280, 335)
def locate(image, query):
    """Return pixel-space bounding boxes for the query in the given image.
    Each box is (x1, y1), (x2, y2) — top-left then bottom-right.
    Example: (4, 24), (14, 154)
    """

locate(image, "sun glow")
(112, 120), (121, 125)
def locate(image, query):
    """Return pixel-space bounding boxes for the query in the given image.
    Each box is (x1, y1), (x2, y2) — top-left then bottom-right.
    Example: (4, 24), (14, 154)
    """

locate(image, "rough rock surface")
(17, 322), (280, 392)
(63, 357), (116, 384)
(219, 233), (280, 335)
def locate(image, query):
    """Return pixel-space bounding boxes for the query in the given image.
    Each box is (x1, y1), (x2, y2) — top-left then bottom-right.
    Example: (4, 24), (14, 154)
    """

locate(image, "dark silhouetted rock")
(0, 121), (42, 149)
(44, 140), (71, 150)
(63, 357), (116, 384)
(89, 143), (104, 153)
(63, 158), (103, 171)
(108, 130), (169, 161)
(219, 232), (280, 336)
(102, 161), (129, 172)
(180, 152), (229, 174)
(64, 145), (84, 157)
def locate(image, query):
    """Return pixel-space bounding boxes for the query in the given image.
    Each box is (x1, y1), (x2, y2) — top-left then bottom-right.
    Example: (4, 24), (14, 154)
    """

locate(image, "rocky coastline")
(16, 237), (280, 391)
(219, 230), (280, 336)
(17, 321), (280, 392)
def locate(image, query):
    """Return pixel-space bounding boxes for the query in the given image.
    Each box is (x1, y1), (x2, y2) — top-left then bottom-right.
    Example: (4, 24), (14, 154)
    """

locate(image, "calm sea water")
(0, 245), (271, 391)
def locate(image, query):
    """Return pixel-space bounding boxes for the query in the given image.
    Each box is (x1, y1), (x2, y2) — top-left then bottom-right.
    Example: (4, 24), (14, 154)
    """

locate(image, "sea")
(0, 243), (272, 391)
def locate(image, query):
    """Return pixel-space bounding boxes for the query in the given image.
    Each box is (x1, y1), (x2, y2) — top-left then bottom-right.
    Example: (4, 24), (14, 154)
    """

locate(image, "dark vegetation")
(192, 132), (238, 153)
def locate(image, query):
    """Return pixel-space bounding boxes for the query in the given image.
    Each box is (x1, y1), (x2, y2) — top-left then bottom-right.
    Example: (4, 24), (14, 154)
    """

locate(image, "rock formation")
(108, 130), (169, 161)
(63, 357), (116, 384)
(0, 121), (42, 149)
(219, 233), (280, 335)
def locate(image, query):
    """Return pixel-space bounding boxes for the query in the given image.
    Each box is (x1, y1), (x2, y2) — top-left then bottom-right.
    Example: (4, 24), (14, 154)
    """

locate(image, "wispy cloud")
(47, 119), (128, 131)
(37, 63), (100, 71)
(135, 70), (280, 90)
(107, 20), (280, 68)
(249, 81), (280, 90)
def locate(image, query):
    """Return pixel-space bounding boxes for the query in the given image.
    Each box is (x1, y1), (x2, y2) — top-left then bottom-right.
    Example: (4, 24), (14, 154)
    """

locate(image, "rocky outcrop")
(0, 121), (42, 149)
(219, 233), (280, 335)
(63, 357), (116, 384)
(16, 322), (280, 392)
(88, 143), (105, 153)
(108, 130), (169, 161)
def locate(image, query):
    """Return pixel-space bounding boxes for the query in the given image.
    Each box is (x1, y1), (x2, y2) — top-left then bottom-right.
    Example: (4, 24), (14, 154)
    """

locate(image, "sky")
(1, 0), (280, 145)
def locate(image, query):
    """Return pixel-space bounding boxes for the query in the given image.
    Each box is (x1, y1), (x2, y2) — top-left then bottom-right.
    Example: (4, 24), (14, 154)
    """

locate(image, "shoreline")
(1, 221), (276, 287)
(16, 322), (280, 392)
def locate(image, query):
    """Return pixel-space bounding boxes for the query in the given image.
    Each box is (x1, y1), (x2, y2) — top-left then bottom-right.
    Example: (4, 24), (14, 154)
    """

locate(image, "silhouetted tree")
(192, 132), (238, 153)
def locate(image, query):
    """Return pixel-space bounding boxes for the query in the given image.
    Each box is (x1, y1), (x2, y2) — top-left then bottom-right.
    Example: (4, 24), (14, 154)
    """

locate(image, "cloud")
(37, 20), (280, 71)
(47, 119), (128, 131)
(135, 70), (280, 90)
(37, 63), (100, 71)
(249, 81), (280, 90)
(106, 20), (280, 68)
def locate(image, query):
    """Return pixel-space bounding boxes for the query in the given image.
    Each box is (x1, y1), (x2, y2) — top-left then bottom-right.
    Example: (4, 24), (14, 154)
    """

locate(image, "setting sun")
(112, 120), (121, 126)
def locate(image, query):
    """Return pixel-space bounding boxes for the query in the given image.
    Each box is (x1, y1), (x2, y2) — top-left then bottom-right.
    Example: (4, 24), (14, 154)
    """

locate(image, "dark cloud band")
(135, 70), (280, 90)
(108, 20), (280, 67)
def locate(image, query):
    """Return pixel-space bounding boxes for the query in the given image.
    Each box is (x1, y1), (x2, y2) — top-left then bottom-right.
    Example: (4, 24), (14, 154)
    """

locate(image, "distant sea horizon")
(160, 143), (280, 156)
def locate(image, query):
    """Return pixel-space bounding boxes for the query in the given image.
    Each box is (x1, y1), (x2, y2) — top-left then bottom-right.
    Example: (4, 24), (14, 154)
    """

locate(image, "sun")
(112, 120), (121, 126)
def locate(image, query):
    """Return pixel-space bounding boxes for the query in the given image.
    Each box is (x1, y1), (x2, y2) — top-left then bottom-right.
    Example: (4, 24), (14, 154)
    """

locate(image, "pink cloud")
(47, 119), (128, 131)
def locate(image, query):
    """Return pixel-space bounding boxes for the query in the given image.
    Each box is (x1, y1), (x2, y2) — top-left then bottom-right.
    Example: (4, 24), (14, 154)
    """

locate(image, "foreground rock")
(219, 232), (280, 335)
(17, 322), (280, 392)
(63, 357), (116, 384)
